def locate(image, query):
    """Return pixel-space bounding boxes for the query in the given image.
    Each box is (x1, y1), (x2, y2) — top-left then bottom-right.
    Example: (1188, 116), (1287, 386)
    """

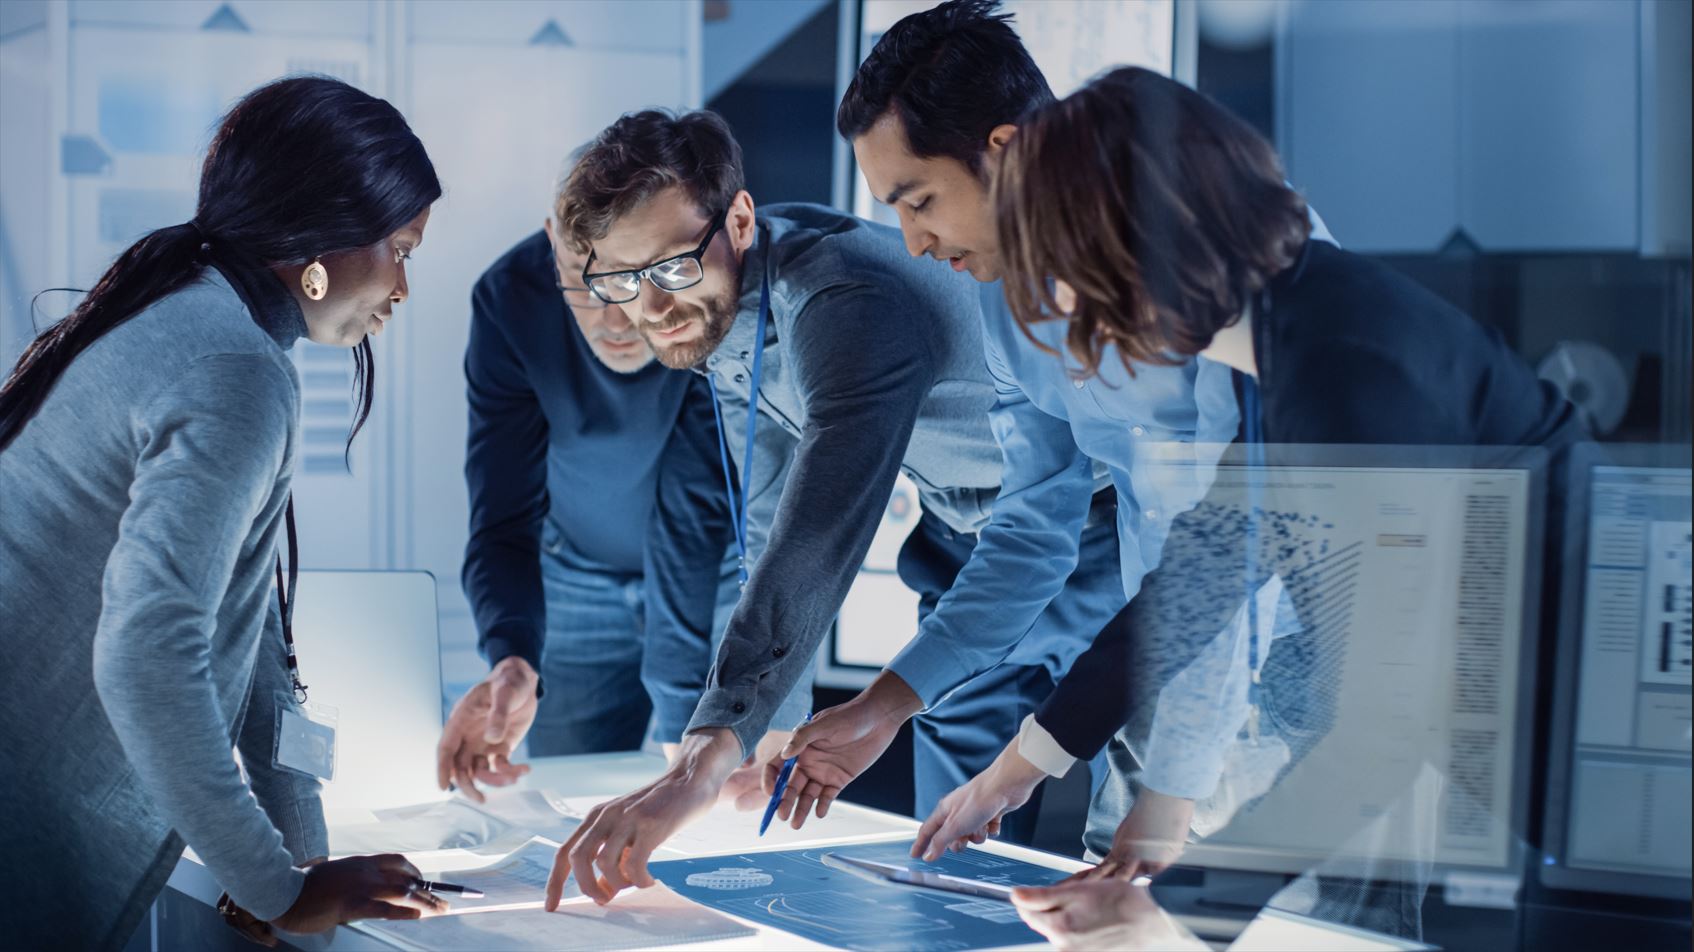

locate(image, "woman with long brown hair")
(928, 66), (1583, 946)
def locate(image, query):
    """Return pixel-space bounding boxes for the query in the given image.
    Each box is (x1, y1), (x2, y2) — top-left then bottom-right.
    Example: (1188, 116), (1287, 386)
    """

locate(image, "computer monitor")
(1167, 444), (1547, 882)
(1539, 443), (1692, 900)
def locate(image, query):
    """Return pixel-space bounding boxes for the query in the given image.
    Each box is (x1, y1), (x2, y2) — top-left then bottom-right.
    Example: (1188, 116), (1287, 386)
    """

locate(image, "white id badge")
(274, 693), (338, 780)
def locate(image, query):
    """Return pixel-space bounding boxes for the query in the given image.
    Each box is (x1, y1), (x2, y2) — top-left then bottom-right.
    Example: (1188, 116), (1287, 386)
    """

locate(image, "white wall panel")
(71, 0), (375, 39)
(409, 0), (688, 52)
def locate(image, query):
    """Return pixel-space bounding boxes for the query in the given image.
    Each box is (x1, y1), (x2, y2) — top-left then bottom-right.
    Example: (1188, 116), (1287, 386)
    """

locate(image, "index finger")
(435, 730), (460, 790)
(551, 806), (602, 907)
(546, 841), (576, 910)
(567, 820), (616, 905)
(921, 811), (971, 862)
(912, 806), (949, 859)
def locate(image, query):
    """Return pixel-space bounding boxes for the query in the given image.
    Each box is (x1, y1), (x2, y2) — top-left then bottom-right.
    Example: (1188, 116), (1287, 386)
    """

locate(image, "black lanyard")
(272, 495), (307, 703)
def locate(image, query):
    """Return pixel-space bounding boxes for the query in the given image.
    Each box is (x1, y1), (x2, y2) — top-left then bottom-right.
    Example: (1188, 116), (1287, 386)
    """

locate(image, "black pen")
(413, 879), (484, 898)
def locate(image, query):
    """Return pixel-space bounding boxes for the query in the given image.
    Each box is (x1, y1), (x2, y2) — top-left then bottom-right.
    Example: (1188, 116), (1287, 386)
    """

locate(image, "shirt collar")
(1198, 298), (1258, 380)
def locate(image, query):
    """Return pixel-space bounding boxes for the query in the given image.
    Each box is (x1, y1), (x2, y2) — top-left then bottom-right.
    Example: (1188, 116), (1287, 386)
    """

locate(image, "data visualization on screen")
(1559, 465), (1692, 886)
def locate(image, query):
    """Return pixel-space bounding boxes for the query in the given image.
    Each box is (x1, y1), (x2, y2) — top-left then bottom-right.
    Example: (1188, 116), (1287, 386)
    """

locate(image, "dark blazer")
(1033, 239), (1584, 763)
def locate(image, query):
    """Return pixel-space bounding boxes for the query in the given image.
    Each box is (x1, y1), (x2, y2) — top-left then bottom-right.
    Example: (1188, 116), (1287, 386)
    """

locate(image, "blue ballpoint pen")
(759, 713), (813, 836)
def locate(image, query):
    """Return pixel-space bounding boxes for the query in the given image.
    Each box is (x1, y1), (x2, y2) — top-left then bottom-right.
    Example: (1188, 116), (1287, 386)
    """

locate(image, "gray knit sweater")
(0, 261), (328, 949)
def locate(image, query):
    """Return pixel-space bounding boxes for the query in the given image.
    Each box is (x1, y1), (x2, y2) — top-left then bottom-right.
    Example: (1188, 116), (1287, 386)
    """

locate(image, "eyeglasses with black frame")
(581, 208), (728, 305)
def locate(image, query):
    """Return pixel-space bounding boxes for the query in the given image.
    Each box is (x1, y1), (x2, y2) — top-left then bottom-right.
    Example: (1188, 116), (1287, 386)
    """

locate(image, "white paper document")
(471, 789), (585, 843)
(356, 884), (755, 951)
(329, 789), (582, 858)
(424, 838), (578, 913)
(330, 798), (528, 857)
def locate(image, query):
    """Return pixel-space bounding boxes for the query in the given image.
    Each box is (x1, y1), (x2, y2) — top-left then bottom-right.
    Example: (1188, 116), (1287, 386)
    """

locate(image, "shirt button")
(1131, 425), (1146, 437)
(732, 701), (746, 714)
(739, 350), (751, 360)
(733, 372), (747, 384)
(1072, 378), (1085, 390)
(1144, 508), (1159, 520)
(772, 646), (785, 658)
(708, 355), (720, 367)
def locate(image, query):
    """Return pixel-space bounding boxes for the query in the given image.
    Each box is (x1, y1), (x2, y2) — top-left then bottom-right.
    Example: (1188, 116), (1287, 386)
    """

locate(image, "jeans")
(899, 493), (1127, 843)
(528, 538), (652, 757)
(529, 534), (813, 757)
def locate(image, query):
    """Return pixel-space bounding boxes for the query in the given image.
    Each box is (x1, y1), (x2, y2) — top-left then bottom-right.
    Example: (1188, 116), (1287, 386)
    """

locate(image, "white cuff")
(1017, 714), (1077, 779)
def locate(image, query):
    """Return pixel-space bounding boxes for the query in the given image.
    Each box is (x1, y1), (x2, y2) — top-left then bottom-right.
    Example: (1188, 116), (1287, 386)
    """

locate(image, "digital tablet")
(821, 852), (1019, 902)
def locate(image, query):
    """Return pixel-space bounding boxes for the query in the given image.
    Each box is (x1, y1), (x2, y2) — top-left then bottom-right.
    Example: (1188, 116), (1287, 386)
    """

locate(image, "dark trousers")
(898, 494), (1128, 844)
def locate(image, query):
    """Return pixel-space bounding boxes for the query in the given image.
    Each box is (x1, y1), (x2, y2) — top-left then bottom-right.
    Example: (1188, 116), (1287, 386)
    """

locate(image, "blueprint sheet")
(650, 839), (1070, 951)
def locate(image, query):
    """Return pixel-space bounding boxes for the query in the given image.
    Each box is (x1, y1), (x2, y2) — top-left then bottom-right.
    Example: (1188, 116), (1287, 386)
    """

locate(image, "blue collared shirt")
(886, 284), (1241, 704)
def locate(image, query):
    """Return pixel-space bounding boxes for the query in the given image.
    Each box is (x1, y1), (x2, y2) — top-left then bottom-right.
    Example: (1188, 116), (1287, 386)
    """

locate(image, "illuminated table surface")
(166, 750), (1368, 951)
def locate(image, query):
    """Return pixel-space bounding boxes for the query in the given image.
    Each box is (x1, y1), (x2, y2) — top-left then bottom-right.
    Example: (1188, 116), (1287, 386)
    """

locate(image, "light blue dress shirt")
(890, 210), (1333, 799)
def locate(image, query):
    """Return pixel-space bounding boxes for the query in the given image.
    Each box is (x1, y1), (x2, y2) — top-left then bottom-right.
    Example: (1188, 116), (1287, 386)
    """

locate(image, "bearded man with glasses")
(435, 154), (811, 805)
(543, 108), (1140, 909)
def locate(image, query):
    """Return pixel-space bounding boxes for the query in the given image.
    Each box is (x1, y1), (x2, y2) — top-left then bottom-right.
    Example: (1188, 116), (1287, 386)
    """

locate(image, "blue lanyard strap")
(1242, 373), (1265, 710)
(707, 269), (771, 589)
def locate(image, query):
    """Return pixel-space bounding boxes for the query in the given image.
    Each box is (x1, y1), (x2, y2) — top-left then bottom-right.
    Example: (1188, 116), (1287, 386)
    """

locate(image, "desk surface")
(170, 751), (1092, 950)
(164, 751), (1340, 951)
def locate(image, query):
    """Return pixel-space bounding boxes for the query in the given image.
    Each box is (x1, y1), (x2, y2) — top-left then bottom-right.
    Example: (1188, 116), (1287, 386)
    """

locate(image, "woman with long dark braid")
(0, 76), (442, 948)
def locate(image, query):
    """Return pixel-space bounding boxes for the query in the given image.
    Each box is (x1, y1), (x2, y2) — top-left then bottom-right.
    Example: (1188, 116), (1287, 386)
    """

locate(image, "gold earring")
(302, 258), (329, 301)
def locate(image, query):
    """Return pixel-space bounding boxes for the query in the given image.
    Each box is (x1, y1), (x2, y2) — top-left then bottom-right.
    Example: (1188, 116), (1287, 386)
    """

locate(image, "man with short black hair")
(834, 0), (1053, 283)
(781, 0), (1329, 878)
